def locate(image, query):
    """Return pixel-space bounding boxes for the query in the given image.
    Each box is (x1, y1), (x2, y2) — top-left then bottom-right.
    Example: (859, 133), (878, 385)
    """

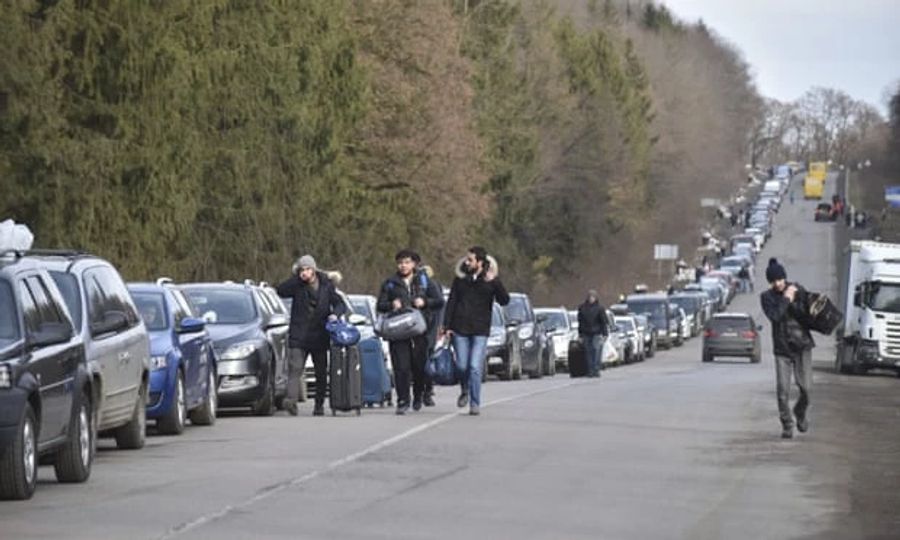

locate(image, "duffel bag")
(806, 292), (843, 335)
(425, 343), (459, 386)
(375, 308), (427, 341)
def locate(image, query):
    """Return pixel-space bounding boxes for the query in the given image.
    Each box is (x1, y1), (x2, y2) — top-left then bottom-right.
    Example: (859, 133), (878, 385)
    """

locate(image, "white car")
(614, 315), (644, 362)
(535, 307), (577, 370)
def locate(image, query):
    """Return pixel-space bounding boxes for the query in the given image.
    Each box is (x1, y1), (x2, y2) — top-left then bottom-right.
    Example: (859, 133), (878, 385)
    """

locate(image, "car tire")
(751, 353), (761, 364)
(114, 384), (146, 450)
(499, 356), (513, 381)
(158, 371), (187, 435)
(0, 403), (38, 500)
(189, 370), (217, 426)
(54, 391), (93, 483)
(481, 357), (488, 383)
(252, 369), (276, 416)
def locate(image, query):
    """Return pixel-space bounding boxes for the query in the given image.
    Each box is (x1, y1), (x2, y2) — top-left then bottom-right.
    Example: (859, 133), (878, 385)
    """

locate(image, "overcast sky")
(661, 0), (900, 114)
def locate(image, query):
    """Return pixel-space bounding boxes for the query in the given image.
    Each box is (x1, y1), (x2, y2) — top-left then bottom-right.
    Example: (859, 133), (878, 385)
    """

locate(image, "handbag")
(374, 308), (427, 341)
(325, 318), (361, 346)
(425, 343), (459, 386)
(805, 292), (843, 335)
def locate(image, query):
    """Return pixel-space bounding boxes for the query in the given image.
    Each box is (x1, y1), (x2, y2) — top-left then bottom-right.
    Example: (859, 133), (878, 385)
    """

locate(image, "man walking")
(443, 246), (510, 416)
(760, 258), (815, 439)
(377, 250), (444, 415)
(577, 290), (609, 377)
(277, 255), (347, 417)
(414, 255), (442, 407)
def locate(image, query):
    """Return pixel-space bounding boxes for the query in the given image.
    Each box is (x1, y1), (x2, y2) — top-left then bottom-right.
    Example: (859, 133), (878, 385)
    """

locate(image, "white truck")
(835, 240), (900, 375)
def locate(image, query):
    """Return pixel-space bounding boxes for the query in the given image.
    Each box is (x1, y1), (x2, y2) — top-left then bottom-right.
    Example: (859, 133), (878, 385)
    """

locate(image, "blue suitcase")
(360, 337), (392, 407)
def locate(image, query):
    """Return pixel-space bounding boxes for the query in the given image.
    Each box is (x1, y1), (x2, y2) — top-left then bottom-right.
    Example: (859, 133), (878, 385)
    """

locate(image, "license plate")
(488, 356), (504, 365)
(721, 332), (737, 337)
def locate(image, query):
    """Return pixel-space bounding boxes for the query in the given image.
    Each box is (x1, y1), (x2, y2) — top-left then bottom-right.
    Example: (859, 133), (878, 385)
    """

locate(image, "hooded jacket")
(376, 269), (445, 331)
(444, 255), (510, 336)
(760, 282), (815, 357)
(276, 271), (347, 351)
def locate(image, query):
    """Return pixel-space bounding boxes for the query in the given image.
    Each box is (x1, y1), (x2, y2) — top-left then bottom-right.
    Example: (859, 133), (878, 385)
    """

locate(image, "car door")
(167, 289), (203, 408)
(82, 267), (128, 421)
(18, 274), (77, 442)
(255, 289), (288, 391)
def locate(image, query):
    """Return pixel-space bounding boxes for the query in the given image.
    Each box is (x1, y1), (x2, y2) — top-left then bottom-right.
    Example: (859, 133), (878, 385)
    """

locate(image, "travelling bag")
(329, 343), (363, 416)
(805, 292), (843, 335)
(425, 342), (459, 386)
(568, 339), (588, 378)
(360, 337), (392, 407)
(375, 309), (427, 341)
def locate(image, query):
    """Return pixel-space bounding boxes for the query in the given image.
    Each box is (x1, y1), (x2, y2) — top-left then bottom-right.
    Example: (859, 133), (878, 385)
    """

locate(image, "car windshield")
(669, 297), (697, 314)
(709, 317), (752, 331)
(131, 292), (169, 331)
(627, 300), (666, 322)
(616, 318), (635, 331)
(504, 296), (532, 323)
(868, 283), (900, 313)
(491, 305), (503, 327)
(49, 271), (83, 330)
(0, 279), (20, 345)
(184, 288), (257, 324)
(349, 298), (373, 323)
(539, 311), (568, 332)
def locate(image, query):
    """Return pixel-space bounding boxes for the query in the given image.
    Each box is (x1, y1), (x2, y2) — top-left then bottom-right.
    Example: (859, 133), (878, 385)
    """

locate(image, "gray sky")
(661, 0), (900, 114)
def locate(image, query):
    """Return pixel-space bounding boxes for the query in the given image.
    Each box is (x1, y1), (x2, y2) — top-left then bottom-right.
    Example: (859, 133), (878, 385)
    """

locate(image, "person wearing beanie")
(577, 289), (610, 377)
(760, 258), (815, 439)
(277, 254), (347, 416)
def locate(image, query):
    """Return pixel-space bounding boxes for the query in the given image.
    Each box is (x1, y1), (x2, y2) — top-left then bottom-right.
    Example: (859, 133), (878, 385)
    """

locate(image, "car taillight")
(741, 330), (756, 338)
(704, 329), (716, 338)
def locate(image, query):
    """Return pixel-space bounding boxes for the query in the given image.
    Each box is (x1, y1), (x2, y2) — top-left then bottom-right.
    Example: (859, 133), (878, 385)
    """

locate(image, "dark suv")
(37, 252), (150, 450)
(182, 282), (289, 415)
(0, 252), (93, 500)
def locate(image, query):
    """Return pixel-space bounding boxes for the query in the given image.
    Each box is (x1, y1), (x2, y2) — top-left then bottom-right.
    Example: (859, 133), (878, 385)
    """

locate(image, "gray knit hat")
(293, 254), (317, 273)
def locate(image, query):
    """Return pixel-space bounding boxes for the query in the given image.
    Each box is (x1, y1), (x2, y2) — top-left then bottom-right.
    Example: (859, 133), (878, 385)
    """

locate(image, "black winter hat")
(766, 258), (787, 283)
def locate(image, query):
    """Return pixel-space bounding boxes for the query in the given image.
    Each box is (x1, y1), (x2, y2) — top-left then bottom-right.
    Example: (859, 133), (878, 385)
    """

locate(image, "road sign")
(885, 186), (900, 208)
(654, 244), (679, 260)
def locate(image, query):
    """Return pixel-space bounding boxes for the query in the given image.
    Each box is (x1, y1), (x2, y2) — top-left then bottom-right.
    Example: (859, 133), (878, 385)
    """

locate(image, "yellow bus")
(809, 161), (827, 181)
(804, 175), (824, 199)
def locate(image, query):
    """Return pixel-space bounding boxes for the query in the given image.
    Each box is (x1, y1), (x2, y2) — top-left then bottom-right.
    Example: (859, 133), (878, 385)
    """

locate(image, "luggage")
(326, 319), (361, 346)
(329, 343), (363, 415)
(805, 292), (843, 335)
(375, 309), (427, 341)
(360, 337), (392, 407)
(425, 343), (458, 386)
(568, 339), (588, 378)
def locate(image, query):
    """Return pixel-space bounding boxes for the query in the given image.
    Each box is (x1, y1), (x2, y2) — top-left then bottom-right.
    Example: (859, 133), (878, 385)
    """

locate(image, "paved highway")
(2, 174), (899, 539)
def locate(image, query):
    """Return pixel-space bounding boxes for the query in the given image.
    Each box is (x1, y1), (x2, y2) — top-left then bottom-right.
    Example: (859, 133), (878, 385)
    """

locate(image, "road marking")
(157, 379), (581, 539)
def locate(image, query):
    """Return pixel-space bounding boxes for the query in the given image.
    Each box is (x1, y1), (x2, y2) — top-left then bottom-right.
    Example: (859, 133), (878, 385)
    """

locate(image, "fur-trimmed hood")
(455, 254), (499, 279)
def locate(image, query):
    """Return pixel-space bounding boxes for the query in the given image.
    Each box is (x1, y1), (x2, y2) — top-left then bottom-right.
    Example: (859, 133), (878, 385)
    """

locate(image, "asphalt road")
(2, 174), (899, 540)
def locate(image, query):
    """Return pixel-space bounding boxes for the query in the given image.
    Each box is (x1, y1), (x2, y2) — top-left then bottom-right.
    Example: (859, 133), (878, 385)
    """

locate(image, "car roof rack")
(243, 279), (257, 286)
(156, 277), (174, 286)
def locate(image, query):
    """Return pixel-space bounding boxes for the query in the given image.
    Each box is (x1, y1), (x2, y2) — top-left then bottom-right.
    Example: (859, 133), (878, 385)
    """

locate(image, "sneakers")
(395, 402), (409, 416)
(781, 426), (793, 439)
(313, 404), (325, 417)
(457, 392), (469, 408)
(423, 395), (436, 407)
(796, 416), (808, 433)
(284, 400), (299, 417)
(469, 405), (480, 416)
(412, 397), (423, 412)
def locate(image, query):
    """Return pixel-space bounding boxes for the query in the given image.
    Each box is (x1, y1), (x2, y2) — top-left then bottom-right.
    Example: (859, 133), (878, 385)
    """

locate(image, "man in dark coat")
(277, 255), (347, 416)
(443, 246), (510, 416)
(577, 290), (609, 377)
(377, 249), (445, 415)
(760, 258), (815, 439)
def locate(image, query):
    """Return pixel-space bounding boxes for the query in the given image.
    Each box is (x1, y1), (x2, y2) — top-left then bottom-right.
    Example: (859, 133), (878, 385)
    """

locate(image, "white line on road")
(157, 379), (583, 540)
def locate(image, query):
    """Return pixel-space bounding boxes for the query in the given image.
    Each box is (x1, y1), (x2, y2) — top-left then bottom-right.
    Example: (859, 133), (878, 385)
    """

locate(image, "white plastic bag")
(601, 336), (619, 364)
(0, 219), (34, 251)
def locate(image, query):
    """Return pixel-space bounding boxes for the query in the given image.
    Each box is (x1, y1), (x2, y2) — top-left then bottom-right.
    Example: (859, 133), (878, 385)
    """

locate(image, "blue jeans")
(452, 334), (487, 407)
(583, 334), (601, 376)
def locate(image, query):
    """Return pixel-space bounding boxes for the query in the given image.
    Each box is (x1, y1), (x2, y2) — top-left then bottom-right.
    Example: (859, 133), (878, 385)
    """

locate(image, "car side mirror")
(90, 311), (128, 336)
(29, 322), (73, 348)
(177, 317), (206, 334)
(348, 313), (368, 326)
(266, 314), (289, 329)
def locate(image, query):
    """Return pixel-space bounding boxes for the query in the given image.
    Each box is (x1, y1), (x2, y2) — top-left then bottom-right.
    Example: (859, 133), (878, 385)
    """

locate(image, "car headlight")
(0, 364), (11, 389)
(487, 334), (505, 347)
(517, 326), (534, 340)
(150, 356), (168, 370)
(221, 342), (258, 360)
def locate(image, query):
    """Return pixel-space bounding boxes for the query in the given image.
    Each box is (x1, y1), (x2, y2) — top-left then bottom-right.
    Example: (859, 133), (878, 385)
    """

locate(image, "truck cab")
(836, 241), (900, 375)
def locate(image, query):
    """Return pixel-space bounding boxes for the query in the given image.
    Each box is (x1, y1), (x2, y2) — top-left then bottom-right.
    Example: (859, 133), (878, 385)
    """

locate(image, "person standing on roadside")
(277, 255), (347, 417)
(577, 290), (609, 377)
(414, 254), (442, 407)
(377, 249), (444, 415)
(443, 246), (510, 416)
(760, 258), (815, 439)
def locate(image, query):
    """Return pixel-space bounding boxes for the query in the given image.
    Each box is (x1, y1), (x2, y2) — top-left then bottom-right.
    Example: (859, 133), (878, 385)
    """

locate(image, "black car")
(0, 252), (93, 500)
(702, 313), (762, 363)
(182, 282), (289, 415)
(668, 293), (703, 337)
(503, 293), (547, 378)
(486, 303), (519, 380)
(626, 293), (681, 348)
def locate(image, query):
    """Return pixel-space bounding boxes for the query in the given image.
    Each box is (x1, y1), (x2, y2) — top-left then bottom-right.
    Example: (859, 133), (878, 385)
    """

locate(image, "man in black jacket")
(276, 255), (347, 417)
(377, 249), (445, 415)
(577, 290), (609, 377)
(760, 258), (815, 439)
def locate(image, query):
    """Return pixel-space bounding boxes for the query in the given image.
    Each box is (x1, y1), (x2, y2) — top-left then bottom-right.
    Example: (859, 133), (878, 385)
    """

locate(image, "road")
(2, 174), (899, 539)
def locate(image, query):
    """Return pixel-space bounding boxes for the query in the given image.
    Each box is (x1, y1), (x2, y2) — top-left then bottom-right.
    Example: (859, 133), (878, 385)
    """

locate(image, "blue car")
(128, 283), (218, 434)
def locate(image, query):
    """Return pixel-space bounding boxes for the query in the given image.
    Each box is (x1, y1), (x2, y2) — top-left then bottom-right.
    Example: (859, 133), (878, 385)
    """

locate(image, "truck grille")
(883, 321), (900, 357)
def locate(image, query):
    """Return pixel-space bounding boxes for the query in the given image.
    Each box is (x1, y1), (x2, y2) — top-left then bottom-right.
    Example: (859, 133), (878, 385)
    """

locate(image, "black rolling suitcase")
(568, 339), (588, 378)
(329, 344), (363, 416)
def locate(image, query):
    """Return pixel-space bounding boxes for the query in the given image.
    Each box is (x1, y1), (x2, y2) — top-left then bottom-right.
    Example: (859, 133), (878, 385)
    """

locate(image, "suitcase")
(568, 339), (588, 378)
(329, 344), (363, 415)
(360, 337), (392, 407)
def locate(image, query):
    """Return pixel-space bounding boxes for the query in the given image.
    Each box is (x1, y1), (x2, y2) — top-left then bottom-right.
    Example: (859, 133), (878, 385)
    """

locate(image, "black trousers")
(287, 348), (328, 406)
(389, 334), (428, 406)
